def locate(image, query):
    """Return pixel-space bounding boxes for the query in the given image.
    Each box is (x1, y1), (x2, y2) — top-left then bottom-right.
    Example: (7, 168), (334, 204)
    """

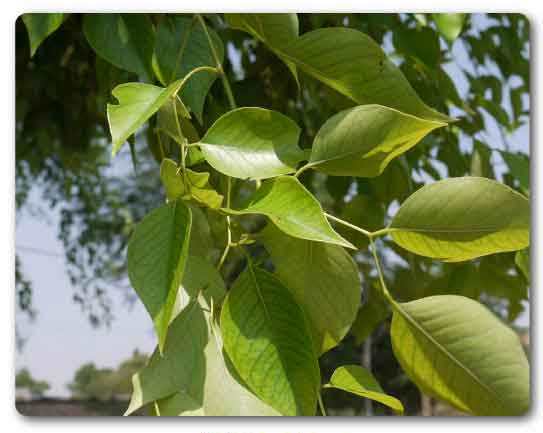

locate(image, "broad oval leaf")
(389, 177), (530, 262)
(154, 16), (223, 122)
(160, 158), (223, 209)
(22, 13), (65, 57)
(307, 105), (445, 177)
(198, 107), (304, 180)
(281, 27), (452, 123)
(515, 248), (530, 283)
(127, 199), (192, 354)
(225, 14), (299, 84)
(391, 295), (529, 415)
(107, 80), (183, 156)
(83, 14), (155, 80)
(325, 365), (404, 414)
(433, 13), (466, 42)
(221, 264), (320, 415)
(225, 176), (354, 249)
(261, 225), (361, 354)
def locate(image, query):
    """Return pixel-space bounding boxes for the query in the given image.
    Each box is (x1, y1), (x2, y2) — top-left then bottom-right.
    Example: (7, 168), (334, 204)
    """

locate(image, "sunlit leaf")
(390, 177), (530, 261)
(160, 158), (223, 209)
(261, 225), (361, 354)
(281, 27), (452, 122)
(107, 80), (184, 156)
(224, 176), (354, 249)
(221, 264), (320, 415)
(306, 105), (445, 177)
(391, 295), (529, 415)
(127, 200), (192, 354)
(433, 13), (466, 42)
(198, 107), (304, 180)
(324, 365), (404, 414)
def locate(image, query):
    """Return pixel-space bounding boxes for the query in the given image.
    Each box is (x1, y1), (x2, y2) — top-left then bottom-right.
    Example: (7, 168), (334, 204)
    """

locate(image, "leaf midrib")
(393, 300), (506, 413)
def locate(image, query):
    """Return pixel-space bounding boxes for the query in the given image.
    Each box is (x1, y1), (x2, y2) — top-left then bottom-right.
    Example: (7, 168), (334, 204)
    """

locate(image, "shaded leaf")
(500, 150), (530, 193)
(221, 265), (320, 415)
(225, 14), (299, 84)
(515, 248), (530, 283)
(127, 200), (192, 354)
(390, 177), (530, 261)
(154, 16), (223, 122)
(351, 284), (389, 345)
(225, 176), (354, 249)
(83, 14), (155, 80)
(391, 295), (529, 415)
(306, 105), (444, 177)
(199, 107), (303, 179)
(325, 365), (404, 414)
(22, 13), (65, 57)
(261, 225), (361, 354)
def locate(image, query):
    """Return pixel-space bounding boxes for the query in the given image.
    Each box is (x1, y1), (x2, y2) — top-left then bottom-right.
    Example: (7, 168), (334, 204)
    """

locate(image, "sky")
(14, 13), (530, 398)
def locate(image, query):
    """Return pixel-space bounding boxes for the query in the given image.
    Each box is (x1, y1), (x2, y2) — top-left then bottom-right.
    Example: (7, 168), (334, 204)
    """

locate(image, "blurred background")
(15, 13), (529, 416)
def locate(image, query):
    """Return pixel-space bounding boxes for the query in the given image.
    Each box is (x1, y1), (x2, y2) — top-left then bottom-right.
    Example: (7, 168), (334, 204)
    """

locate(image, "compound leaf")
(390, 177), (530, 261)
(225, 176), (354, 249)
(306, 105), (445, 177)
(391, 295), (529, 415)
(325, 365), (404, 414)
(221, 265), (320, 415)
(261, 225), (360, 354)
(198, 107), (304, 180)
(127, 200), (192, 354)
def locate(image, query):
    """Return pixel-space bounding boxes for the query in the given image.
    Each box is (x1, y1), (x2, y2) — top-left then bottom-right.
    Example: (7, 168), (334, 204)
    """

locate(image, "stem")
(173, 65), (219, 97)
(217, 176), (233, 271)
(294, 163), (311, 178)
(325, 213), (372, 237)
(317, 393), (328, 417)
(196, 14), (236, 110)
(369, 238), (394, 304)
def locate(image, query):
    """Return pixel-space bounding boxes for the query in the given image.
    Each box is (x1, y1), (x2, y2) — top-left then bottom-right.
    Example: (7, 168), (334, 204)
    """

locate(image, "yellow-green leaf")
(391, 295), (529, 415)
(390, 177), (530, 262)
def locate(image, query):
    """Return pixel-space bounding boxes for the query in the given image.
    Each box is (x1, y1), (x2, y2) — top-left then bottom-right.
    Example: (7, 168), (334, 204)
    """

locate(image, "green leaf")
(391, 295), (529, 415)
(225, 176), (354, 249)
(325, 365), (404, 414)
(221, 264), (320, 415)
(83, 14), (155, 80)
(433, 13), (466, 42)
(107, 80), (184, 156)
(160, 158), (223, 209)
(22, 13), (65, 57)
(515, 248), (530, 283)
(198, 107), (304, 180)
(390, 177), (530, 262)
(156, 97), (191, 145)
(281, 27), (452, 123)
(470, 140), (493, 178)
(155, 318), (280, 416)
(125, 300), (207, 415)
(306, 105), (445, 177)
(500, 150), (530, 193)
(127, 200), (192, 354)
(225, 14), (299, 84)
(261, 225), (361, 354)
(154, 16), (223, 122)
